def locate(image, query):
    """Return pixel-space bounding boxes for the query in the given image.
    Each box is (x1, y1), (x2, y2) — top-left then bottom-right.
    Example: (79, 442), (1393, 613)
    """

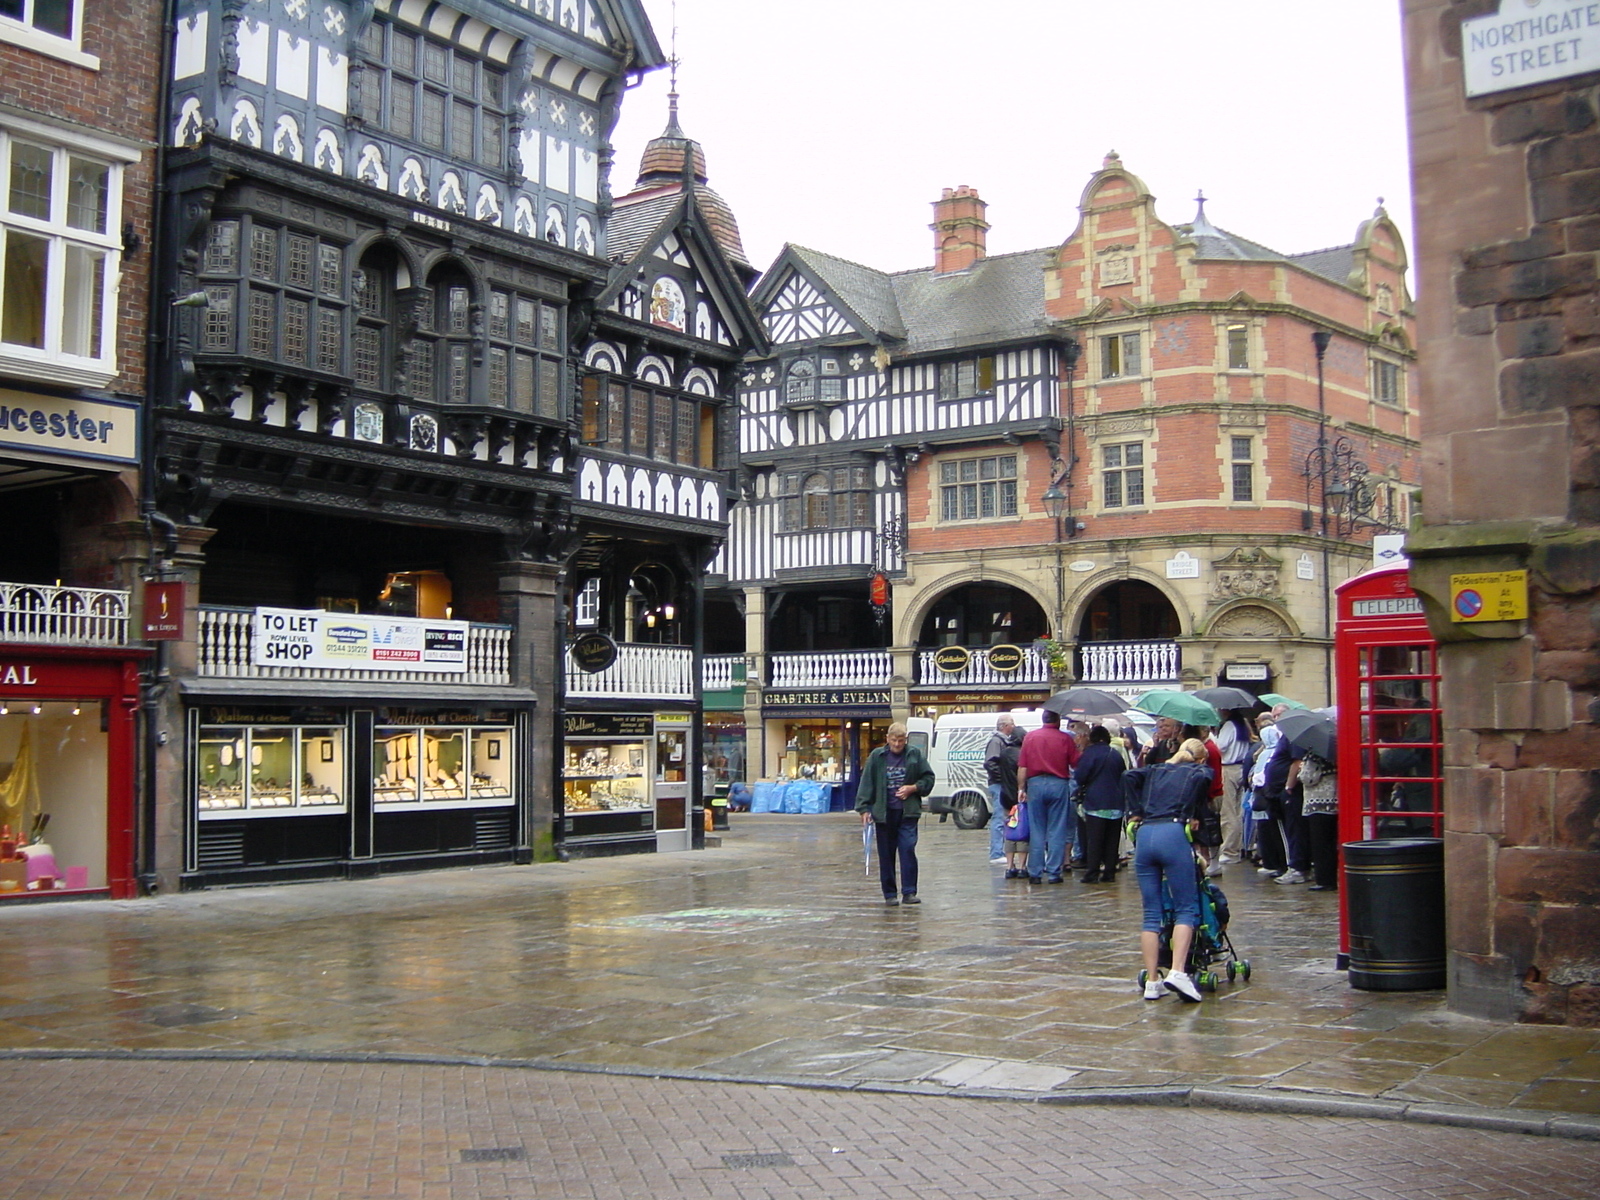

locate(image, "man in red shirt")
(1016, 710), (1082, 883)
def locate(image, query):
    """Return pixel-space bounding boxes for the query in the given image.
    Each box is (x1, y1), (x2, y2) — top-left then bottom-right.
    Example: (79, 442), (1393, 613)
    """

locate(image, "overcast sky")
(609, 0), (1414, 282)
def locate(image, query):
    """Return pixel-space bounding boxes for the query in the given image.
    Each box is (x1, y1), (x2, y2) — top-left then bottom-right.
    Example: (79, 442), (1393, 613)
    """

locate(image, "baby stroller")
(1139, 852), (1252, 992)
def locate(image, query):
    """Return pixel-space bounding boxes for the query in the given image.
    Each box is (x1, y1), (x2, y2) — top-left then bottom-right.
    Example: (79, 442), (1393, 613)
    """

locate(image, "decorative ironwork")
(1301, 434), (1401, 538)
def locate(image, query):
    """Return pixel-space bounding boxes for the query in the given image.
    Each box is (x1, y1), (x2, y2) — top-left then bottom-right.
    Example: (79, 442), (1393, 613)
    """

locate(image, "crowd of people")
(857, 700), (1339, 1000)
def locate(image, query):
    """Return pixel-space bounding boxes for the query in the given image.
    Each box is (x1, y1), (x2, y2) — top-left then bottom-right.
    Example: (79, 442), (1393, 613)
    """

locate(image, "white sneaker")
(1143, 979), (1165, 1001)
(1274, 868), (1307, 885)
(1164, 970), (1203, 1002)
(1204, 862), (1225, 877)
(989, 856), (1007, 865)
(1218, 854), (1238, 866)
(1257, 866), (1279, 876)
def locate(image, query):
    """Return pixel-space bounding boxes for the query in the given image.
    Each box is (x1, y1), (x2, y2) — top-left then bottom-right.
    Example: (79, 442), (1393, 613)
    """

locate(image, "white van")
(917, 709), (1156, 830)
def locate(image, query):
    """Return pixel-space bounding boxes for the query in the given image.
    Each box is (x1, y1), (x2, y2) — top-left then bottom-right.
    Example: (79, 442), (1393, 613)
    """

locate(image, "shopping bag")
(1004, 800), (1030, 842)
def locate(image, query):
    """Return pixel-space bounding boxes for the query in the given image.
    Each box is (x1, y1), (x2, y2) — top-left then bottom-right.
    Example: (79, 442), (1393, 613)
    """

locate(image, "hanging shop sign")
(141, 582), (185, 641)
(569, 632), (619, 673)
(250, 608), (468, 672)
(869, 572), (890, 606)
(1462, 3), (1600, 98)
(933, 646), (971, 674)
(986, 644), (1024, 673)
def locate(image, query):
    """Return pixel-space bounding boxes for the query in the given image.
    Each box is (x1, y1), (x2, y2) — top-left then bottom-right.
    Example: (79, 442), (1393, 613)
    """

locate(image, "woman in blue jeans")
(1121, 738), (1214, 1002)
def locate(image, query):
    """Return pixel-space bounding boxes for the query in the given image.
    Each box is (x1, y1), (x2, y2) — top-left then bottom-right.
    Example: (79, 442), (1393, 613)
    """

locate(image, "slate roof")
(1177, 202), (1357, 286)
(784, 245), (1052, 353)
(607, 188), (680, 265)
(1286, 245), (1356, 285)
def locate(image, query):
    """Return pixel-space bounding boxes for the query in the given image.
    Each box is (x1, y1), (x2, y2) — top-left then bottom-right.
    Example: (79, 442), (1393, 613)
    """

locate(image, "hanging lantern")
(870, 572), (889, 607)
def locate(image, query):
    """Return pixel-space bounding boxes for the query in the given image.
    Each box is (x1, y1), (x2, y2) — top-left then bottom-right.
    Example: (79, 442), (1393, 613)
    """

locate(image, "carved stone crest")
(1210, 546), (1282, 602)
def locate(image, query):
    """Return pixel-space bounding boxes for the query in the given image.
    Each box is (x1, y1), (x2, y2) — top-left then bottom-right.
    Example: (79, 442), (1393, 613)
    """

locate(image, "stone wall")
(1402, 0), (1600, 1026)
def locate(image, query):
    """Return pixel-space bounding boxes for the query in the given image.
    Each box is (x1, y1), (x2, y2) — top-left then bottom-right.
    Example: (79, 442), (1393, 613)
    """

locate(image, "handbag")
(1004, 799), (1030, 842)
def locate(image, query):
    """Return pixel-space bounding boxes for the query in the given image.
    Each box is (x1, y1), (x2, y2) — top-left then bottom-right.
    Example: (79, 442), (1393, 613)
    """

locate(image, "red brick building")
(0, 1), (163, 897)
(1401, 0), (1600, 1026)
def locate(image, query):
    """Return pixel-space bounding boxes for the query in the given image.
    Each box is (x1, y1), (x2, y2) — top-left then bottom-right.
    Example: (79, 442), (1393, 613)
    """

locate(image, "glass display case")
(196, 725), (346, 816)
(373, 724), (514, 808)
(562, 740), (648, 814)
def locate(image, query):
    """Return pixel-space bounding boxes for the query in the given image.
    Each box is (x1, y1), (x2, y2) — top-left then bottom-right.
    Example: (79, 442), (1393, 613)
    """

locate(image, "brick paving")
(0, 1057), (1595, 1199)
(4, 816), (1598, 1115)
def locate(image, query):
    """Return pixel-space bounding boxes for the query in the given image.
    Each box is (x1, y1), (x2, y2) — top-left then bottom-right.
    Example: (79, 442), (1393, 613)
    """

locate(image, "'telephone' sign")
(1462, 2), (1600, 97)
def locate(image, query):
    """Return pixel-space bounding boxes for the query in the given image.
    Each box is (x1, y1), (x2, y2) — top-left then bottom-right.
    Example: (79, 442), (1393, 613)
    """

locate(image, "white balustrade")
(702, 654), (745, 692)
(566, 642), (695, 700)
(916, 645), (1051, 687)
(1077, 640), (1180, 685)
(767, 650), (892, 690)
(197, 607), (512, 685)
(0, 581), (128, 647)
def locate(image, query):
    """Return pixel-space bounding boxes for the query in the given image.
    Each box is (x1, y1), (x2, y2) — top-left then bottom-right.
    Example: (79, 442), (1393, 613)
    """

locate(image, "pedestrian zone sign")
(1449, 570), (1529, 623)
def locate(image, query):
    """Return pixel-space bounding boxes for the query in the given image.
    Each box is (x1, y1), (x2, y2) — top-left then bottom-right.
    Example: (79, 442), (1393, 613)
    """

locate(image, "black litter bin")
(1344, 837), (1446, 991)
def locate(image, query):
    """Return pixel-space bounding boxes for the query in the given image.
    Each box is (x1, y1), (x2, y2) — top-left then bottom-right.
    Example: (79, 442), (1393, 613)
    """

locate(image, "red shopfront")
(0, 647), (143, 900)
(1333, 565), (1444, 959)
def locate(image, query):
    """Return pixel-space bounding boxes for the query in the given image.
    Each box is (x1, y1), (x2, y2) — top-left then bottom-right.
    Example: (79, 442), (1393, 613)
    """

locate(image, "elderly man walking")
(984, 715), (1023, 865)
(1016, 709), (1080, 883)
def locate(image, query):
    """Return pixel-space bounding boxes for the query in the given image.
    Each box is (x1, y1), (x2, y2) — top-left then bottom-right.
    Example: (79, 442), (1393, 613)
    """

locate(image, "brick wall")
(1403, 0), (1600, 1026)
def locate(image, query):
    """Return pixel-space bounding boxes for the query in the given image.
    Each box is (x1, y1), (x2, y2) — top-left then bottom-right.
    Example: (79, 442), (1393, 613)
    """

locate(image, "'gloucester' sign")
(1462, 1), (1600, 97)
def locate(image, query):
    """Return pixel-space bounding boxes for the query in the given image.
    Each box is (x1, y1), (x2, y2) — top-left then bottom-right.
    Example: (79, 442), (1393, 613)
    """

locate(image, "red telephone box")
(1334, 565), (1443, 961)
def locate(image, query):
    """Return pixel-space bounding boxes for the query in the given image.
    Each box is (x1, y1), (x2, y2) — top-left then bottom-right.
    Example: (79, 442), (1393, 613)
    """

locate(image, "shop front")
(561, 710), (695, 855)
(186, 700), (529, 886)
(758, 688), (893, 808)
(911, 687), (1048, 721)
(0, 647), (142, 900)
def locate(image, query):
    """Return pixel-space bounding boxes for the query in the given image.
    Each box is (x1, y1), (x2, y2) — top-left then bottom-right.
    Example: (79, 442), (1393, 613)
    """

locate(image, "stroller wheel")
(1226, 961), (1238, 983)
(1138, 969), (1149, 987)
(1240, 960), (1252, 981)
(1199, 972), (1218, 992)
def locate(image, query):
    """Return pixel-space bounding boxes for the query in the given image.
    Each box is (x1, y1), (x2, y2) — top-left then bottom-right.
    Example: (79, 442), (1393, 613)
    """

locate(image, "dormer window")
(782, 356), (844, 409)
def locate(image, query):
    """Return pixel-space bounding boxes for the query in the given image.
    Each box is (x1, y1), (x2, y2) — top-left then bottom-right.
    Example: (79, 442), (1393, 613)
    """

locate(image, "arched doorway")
(1075, 580), (1182, 688)
(918, 582), (1050, 648)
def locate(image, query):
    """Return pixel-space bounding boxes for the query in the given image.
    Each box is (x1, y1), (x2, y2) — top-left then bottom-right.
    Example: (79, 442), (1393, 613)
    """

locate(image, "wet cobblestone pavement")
(1, 814), (1597, 1119)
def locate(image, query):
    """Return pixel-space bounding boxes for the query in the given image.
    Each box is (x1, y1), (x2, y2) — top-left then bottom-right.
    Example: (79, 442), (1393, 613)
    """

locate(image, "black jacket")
(1121, 762), (1212, 823)
(1073, 743), (1126, 813)
(983, 729), (1024, 807)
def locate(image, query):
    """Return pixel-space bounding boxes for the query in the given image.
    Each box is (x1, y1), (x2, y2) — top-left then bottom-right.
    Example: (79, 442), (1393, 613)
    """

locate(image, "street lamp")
(1041, 481), (1067, 540)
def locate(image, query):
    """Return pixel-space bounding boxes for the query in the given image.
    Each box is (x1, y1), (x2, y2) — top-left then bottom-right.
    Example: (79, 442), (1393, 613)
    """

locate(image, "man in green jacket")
(855, 722), (936, 905)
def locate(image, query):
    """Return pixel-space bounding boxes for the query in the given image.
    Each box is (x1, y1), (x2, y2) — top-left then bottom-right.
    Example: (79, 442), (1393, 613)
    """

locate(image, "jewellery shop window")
(196, 725), (346, 816)
(563, 739), (648, 815)
(373, 724), (515, 809)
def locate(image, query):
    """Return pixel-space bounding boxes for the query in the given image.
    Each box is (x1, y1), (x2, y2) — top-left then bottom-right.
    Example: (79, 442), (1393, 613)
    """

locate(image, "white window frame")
(0, 1), (100, 69)
(1225, 322), (1250, 371)
(1, 116), (134, 388)
(939, 453), (1018, 522)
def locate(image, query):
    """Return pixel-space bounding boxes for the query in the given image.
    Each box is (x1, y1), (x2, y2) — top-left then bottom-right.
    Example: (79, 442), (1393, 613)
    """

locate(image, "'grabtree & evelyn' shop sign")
(1462, 1), (1600, 97)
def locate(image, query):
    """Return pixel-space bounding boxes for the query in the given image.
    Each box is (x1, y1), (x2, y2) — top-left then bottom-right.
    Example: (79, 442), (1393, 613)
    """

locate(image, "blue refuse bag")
(797, 782), (828, 814)
(751, 781), (777, 813)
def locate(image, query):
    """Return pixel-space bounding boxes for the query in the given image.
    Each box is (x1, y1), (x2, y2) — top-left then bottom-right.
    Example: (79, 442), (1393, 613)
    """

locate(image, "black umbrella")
(1194, 686), (1259, 712)
(1043, 688), (1128, 718)
(1275, 710), (1337, 760)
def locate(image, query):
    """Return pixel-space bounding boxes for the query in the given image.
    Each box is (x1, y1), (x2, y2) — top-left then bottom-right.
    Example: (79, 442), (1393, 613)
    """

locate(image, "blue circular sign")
(1454, 589), (1483, 619)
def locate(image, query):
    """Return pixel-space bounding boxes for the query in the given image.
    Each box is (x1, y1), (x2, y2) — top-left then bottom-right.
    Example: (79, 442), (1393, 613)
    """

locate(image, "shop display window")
(563, 739), (648, 813)
(781, 721), (846, 781)
(0, 701), (107, 894)
(374, 724), (513, 808)
(197, 725), (346, 816)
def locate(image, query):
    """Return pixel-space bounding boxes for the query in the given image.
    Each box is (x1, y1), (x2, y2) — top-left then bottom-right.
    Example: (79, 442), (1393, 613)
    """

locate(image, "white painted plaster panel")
(316, 48), (347, 113)
(238, 19), (270, 84)
(276, 30), (311, 99)
(545, 136), (570, 194)
(174, 12), (209, 79)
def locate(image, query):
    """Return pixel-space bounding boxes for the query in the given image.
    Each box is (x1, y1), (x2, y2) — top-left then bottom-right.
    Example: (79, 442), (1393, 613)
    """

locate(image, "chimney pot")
(931, 185), (989, 274)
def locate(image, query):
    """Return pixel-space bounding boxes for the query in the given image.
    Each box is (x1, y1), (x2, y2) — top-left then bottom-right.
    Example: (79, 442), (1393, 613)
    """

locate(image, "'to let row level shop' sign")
(251, 608), (469, 672)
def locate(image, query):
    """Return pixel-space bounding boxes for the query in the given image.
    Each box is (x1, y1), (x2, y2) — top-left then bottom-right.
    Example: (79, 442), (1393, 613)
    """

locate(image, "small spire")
(663, 0), (684, 137)
(1103, 149), (1121, 168)
(1191, 189), (1219, 236)
(1374, 195), (1387, 217)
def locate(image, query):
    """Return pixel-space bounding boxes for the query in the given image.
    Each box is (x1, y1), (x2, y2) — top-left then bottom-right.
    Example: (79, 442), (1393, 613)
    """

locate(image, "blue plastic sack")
(1004, 800), (1031, 842)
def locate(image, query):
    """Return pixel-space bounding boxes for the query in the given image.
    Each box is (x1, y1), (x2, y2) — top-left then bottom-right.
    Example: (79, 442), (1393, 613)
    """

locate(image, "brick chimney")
(930, 185), (989, 274)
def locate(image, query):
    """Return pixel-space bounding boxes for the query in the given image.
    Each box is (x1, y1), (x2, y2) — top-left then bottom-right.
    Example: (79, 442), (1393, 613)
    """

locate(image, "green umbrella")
(1131, 690), (1221, 728)
(1259, 693), (1309, 710)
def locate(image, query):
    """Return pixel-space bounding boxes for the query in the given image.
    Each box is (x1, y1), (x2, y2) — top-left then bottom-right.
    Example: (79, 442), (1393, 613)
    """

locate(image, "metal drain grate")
(460, 1148), (525, 1163)
(721, 1153), (795, 1169)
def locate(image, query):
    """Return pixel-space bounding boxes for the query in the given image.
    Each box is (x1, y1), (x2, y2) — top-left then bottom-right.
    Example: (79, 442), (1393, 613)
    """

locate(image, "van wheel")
(951, 792), (988, 830)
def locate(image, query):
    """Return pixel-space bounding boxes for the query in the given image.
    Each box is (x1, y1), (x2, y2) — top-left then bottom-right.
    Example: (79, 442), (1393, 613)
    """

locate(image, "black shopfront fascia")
(183, 700), (532, 889)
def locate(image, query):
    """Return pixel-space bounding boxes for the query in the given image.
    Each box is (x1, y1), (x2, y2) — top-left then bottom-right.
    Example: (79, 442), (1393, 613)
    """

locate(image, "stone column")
(741, 586), (767, 779)
(498, 560), (563, 862)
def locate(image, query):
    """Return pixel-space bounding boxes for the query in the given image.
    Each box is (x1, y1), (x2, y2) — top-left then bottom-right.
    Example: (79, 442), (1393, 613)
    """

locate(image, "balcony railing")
(702, 654), (746, 692)
(198, 607), (512, 685)
(767, 650), (892, 690)
(915, 645), (1051, 688)
(0, 581), (129, 647)
(565, 643), (695, 700)
(1076, 639), (1181, 686)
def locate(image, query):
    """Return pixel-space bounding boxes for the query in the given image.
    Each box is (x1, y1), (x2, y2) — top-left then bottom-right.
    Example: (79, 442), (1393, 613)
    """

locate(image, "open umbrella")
(1193, 686), (1259, 712)
(1043, 687), (1128, 718)
(1259, 693), (1309, 710)
(1275, 710), (1337, 760)
(1131, 690), (1221, 728)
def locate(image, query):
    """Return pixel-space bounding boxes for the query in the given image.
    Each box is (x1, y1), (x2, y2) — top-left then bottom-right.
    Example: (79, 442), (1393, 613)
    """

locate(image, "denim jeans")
(988, 783), (1007, 860)
(874, 810), (919, 898)
(1134, 820), (1201, 932)
(1025, 774), (1072, 879)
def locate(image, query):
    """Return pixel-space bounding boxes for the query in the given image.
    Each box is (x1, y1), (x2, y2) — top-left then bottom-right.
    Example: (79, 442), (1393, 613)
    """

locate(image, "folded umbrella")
(1259, 693), (1309, 710)
(1193, 686), (1259, 712)
(1275, 710), (1337, 760)
(863, 822), (873, 876)
(1043, 687), (1128, 718)
(1131, 690), (1221, 728)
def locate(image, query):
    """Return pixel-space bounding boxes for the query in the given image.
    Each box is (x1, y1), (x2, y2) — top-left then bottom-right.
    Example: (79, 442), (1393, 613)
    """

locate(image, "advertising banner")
(251, 608), (469, 673)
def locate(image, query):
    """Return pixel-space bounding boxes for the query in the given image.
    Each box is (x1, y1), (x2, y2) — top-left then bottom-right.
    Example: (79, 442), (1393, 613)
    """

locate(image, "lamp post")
(1041, 481), (1067, 668)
